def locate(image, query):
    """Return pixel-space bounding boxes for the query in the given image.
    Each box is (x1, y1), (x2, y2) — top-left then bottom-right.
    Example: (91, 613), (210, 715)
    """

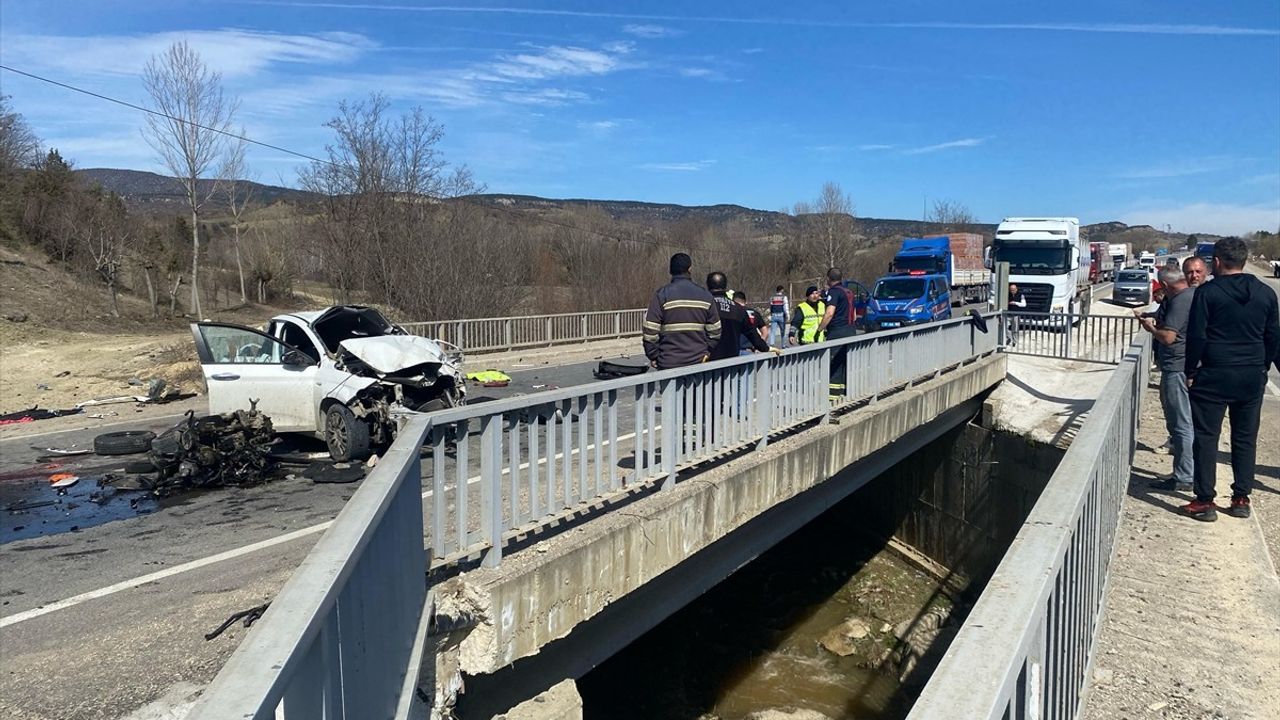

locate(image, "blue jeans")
(1159, 370), (1194, 484)
(769, 318), (787, 347)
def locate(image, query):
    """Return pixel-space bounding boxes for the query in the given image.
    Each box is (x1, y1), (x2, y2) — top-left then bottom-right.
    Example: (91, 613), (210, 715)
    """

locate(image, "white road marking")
(1, 428), (651, 628)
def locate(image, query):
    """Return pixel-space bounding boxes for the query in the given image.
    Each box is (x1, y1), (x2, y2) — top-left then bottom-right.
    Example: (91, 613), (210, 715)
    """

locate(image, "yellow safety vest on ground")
(798, 301), (826, 344)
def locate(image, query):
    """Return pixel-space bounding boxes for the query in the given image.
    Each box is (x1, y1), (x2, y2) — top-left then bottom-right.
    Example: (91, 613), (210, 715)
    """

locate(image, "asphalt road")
(0, 289), (1135, 718)
(0, 349), (642, 719)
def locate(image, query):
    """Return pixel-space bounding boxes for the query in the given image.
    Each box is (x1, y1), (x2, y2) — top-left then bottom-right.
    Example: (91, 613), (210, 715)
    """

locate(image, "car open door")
(190, 323), (320, 432)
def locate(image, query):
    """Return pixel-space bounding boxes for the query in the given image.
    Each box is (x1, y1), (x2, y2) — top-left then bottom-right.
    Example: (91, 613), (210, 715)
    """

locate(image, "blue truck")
(864, 273), (953, 331)
(888, 234), (991, 305)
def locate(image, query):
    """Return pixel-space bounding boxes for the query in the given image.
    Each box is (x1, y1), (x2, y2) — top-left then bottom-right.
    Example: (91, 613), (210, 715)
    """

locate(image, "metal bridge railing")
(1004, 312), (1138, 365)
(908, 333), (1152, 720)
(188, 312), (1001, 719)
(399, 308), (646, 354)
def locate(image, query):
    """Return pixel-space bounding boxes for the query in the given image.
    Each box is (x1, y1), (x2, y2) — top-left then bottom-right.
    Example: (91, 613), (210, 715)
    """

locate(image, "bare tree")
(927, 199), (975, 226)
(790, 182), (858, 271)
(82, 191), (132, 316)
(0, 95), (41, 175)
(142, 41), (238, 319)
(219, 131), (254, 304)
(299, 94), (486, 317)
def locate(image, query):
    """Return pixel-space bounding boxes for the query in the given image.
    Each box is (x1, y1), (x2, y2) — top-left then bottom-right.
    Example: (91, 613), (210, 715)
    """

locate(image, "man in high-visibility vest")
(788, 285), (827, 345)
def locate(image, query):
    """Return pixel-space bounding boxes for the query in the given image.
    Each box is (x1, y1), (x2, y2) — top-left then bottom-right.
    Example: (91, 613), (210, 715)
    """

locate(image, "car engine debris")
(142, 407), (279, 495)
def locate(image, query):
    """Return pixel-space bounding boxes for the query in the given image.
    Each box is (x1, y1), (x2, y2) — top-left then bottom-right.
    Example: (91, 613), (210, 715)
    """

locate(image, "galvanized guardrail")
(908, 332), (1152, 720)
(399, 308), (646, 353)
(188, 312), (1000, 719)
(1004, 312), (1138, 365)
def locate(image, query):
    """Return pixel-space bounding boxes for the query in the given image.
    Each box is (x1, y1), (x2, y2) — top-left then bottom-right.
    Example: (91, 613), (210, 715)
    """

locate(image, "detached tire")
(94, 430), (155, 456)
(325, 404), (371, 462)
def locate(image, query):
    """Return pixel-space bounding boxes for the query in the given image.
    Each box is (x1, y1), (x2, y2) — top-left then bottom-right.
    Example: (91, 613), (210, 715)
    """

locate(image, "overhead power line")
(0, 63), (745, 258)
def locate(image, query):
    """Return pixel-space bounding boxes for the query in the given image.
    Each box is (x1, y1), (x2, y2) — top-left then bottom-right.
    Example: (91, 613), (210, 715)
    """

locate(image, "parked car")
(190, 305), (466, 461)
(1112, 269), (1152, 306)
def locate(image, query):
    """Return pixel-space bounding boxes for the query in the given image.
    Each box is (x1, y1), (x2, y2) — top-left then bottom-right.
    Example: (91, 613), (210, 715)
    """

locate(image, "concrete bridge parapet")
(434, 353), (1007, 712)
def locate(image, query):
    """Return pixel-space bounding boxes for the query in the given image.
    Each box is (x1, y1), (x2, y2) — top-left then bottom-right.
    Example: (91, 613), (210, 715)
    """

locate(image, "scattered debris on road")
(93, 430), (156, 456)
(0, 407), (82, 425)
(205, 602), (271, 641)
(593, 360), (648, 379)
(466, 369), (512, 387)
(30, 445), (92, 457)
(49, 473), (79, 488)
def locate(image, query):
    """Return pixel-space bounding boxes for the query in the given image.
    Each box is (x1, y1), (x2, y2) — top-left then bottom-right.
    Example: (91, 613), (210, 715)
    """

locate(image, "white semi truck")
(990, 217), (1092, 323)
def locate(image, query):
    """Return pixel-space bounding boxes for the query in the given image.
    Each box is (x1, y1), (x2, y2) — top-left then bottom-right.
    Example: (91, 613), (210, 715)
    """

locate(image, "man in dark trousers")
(1136, 265), (1196, 492)
(1180, 237), (1280, 521)
(817, 268), (857, 394)
(707, 272), (774, 361)
(642, 253), (720, 370)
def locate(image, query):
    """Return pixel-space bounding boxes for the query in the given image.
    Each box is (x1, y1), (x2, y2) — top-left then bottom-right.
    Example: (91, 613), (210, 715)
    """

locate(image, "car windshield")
(874, 278), (925, 300)
(993, 244), (1070, 275)
(1117, 271), (1148, 282)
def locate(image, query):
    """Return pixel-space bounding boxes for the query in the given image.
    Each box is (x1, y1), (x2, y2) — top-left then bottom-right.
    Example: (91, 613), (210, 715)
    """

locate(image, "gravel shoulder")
(1082, 385), (1280, 719)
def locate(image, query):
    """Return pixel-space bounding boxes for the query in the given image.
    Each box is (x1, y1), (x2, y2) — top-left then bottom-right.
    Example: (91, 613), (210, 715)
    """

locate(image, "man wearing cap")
(789, 286), (827, 345)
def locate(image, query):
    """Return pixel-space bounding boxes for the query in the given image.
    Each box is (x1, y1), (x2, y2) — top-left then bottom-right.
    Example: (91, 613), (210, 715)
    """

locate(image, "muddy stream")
(578, 493), (961, 720)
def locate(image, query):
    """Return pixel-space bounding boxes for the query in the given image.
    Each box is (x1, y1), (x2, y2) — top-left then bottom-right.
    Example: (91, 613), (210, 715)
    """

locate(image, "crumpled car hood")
(338, 335), (459, 375)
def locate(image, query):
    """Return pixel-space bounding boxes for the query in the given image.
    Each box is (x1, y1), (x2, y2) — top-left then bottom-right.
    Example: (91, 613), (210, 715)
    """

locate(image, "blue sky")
(2, 1), (1278, 233)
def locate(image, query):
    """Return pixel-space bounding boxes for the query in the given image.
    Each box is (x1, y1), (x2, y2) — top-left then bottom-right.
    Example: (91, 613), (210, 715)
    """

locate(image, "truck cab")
(1137, 252), (1156, 270)
(865, 273), (952, 331)
(990, 217), (1090, 324)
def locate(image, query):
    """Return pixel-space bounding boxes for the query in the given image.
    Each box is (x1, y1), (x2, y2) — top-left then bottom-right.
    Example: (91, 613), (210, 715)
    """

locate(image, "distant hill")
(73, 169), (1191, 251)
(75, 168), (317, 214)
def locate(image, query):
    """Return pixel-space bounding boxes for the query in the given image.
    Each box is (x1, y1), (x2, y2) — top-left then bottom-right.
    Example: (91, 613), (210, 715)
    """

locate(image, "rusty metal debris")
(143, 407), (279, 495)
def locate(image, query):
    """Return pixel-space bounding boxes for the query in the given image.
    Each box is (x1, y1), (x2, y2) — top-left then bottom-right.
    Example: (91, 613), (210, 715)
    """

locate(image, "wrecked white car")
(191, 305), (465, 461)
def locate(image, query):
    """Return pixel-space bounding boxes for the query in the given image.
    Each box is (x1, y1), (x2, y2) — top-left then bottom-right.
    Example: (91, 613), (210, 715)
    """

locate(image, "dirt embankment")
(0, 245), (303, 415)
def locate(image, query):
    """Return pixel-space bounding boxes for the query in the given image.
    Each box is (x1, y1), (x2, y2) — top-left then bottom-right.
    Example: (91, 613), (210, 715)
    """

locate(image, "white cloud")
(1121, 202), (1280, 235)
(742, 47), (765, 54)
(903, 137), (989, 155)
(1116, 156), (1237, 179)
(623, 24), (682, 38)
(1242, 173), (1280, 186)
(501, 88), (590, 106)
(578, 120), (620, 132)
(638, 160), (716, 172)
(234, 4), (1280, 36)
(488, 45), (626, 80)
(679, 67), (717, 78)
(858, 143), (895, 151)
(1, 29), (374, 78)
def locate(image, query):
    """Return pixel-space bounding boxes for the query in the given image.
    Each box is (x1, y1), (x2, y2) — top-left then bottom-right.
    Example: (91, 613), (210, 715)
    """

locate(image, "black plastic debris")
(302, 461), (366, 484)
(593, 360), (648, 379)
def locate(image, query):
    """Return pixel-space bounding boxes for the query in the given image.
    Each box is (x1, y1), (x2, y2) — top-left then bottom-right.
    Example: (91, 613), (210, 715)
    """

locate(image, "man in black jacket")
(643, 253), (720, 370)
(707, 272), (774, 361)
(1180, 237), (1280, 522)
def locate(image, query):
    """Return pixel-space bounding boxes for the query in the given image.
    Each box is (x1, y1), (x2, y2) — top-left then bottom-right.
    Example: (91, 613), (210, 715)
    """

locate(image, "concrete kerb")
(435, 353), (1008, 678)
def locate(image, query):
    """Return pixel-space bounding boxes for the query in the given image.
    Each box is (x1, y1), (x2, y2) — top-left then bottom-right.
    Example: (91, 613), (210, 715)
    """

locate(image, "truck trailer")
(1089, 241), (1113, 282)
(990, 217), (1092, 324)
(889, 233), (990, 305)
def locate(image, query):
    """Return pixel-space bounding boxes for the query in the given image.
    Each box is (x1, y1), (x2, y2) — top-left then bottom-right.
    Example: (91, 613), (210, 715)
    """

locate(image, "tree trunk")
(142, 267), (158, 317)
(190, 208), (202, 318)
(108, 278), (120, 317)
(170, 274), (183, 315)
(234, 225), (247, 304)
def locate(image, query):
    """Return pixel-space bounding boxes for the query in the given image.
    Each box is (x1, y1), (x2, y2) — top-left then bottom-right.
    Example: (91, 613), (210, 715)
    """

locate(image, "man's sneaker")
(1149, 477), (1193, 492)
(1227, 496), (1251, 519)
(1180, 499), (1218, 522)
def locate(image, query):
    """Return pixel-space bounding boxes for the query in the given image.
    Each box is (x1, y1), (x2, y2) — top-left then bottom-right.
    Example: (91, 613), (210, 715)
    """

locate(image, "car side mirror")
(282, 349), (317, 368)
